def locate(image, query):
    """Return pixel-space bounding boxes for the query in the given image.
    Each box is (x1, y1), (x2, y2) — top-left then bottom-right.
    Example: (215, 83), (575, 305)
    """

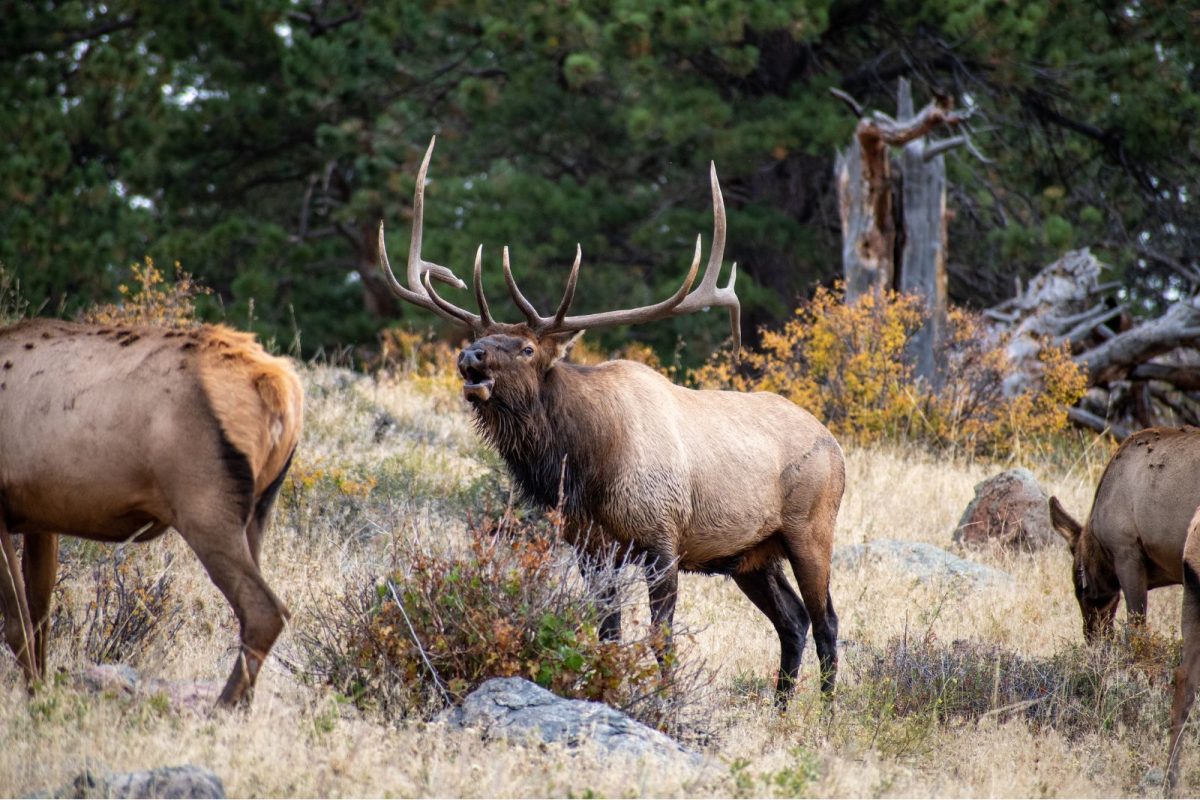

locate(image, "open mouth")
(461, 366), (494, 402)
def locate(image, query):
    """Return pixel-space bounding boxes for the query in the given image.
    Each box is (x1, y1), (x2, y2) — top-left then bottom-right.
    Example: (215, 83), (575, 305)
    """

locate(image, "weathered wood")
(1067, 407), (1131, 441)
(833, 81), (964, 304)
(896, 79), (950, 387)
(1077, 299), (1200, 384)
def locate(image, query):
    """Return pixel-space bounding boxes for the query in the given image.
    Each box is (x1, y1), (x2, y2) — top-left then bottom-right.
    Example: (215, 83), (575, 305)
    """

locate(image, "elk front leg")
(1114, 552), (1149, 630)
(1168, 564), (1200, 794)
(643, 551), (679, 675)
(579, 553), (622, 643)
(22, 534), (58, 675)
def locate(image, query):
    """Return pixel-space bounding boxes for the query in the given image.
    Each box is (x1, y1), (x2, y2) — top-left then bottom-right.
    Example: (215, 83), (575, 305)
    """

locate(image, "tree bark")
(833, 79), (962, 385)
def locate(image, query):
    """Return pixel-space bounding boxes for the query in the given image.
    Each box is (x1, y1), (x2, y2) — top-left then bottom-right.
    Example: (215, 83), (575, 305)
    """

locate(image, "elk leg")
(579, 555), (622, 642)
(643, 552), (679, 674)
(1114, 555), (1149, 630)
(732, 559), (810, 709)
(21, 534), (58, 675)
(782, 535), (838, 698)
(246, 449), (294, 569)
(0, 523), (37, 683)
(1168, 565), (1200, 794)
(177, 518), (289, 708)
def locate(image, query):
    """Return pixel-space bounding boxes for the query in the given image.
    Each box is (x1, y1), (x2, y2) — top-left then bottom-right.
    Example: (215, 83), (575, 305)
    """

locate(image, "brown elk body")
(380, 140), (844, 705)
(0, 319), (303, 707)
(1048, 427), (1200, 641)
(1047, 427), (1200, 793)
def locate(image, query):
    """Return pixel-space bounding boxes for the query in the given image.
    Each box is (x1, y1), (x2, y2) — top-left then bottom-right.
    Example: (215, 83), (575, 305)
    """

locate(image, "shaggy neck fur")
(471, 363), (615, 519)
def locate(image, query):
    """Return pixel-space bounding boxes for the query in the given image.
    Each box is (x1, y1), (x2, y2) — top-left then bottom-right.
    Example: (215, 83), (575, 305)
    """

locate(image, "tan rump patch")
(196, 325), (304, 492)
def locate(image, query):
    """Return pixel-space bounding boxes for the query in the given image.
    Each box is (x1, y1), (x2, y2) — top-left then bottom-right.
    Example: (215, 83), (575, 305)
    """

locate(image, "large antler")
(378, 136), (481, 331)
(499, 163), (741, 350)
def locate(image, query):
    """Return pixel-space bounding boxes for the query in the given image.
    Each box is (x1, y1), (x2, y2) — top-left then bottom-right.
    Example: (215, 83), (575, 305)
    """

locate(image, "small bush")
(0, 264), (29, 325)
(691, 285), (1086, 457)
(292, 509), (712, 737)
(52, 548), (185, 665)
(845, 632), (1173, 743)
(79, 257), (209, 328)
(375, 327), (461, 396)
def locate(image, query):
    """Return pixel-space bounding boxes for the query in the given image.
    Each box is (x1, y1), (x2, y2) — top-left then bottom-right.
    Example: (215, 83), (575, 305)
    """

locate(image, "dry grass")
(0, 364), (1191, 797)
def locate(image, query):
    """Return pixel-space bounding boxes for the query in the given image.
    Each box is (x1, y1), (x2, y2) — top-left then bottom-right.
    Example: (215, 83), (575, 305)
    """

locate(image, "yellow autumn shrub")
(79, 257), (210, 328)
(692, 285), (1086, 458)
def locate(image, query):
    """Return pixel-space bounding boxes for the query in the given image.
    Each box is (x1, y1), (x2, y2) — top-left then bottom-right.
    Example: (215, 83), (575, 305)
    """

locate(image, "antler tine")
(377, 136), (477, 330)
(422, 270), (482, 329)
(697, 162), (726, 293)
(472, 245), (493, 328)
(502, 246), (543, 326)
(541, 162), (739, 350)
(550, 244), (582, 327)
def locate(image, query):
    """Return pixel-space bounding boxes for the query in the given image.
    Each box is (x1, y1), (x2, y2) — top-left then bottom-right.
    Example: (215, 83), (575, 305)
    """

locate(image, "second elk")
(383, 139), (844, 707)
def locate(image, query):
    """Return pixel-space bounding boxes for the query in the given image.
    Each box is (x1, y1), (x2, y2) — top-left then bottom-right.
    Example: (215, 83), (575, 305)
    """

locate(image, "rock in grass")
(441, 677), (701, 764)
(37, 765), (225, 799)
(834, 539), (1012, 586)
(953, 468), (1057, 552)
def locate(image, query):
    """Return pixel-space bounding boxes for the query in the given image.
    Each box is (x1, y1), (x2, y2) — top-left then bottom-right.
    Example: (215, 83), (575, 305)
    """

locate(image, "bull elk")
(0, 320), (304, 707)
(379, 139), (844, 706)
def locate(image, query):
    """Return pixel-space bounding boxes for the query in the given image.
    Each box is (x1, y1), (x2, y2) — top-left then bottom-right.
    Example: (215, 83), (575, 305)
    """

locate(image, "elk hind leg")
(245, 449), (295, 569)
(1168, 561), (1200, 793)
(21, 534), (58, 675)
(178, 510), (289, 708)
(780, 523), (838, 699)
(0, 517), (37, 683)
(733, 558), (810, 709)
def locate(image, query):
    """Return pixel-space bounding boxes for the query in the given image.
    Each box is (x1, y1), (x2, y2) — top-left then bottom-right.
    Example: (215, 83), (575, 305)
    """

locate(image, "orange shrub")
(79, 257), (209, 328)
(692, 285), (1086, 458)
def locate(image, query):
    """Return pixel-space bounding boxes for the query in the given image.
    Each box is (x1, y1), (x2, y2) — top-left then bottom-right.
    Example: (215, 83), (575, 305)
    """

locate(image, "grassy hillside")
(0, 364), (1189, 797)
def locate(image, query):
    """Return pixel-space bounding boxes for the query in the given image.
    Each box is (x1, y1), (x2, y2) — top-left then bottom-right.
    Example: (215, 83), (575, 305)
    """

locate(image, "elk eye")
(521, 346), (535, 357)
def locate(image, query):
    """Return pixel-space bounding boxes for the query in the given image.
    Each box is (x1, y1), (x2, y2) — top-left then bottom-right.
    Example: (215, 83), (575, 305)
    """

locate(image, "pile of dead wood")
(986, 248), (1200, 440)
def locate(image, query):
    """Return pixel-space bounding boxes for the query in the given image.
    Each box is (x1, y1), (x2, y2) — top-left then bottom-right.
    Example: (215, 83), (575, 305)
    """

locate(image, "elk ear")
(546, 330), (585, 362)
(1049, 496), (1082, 550)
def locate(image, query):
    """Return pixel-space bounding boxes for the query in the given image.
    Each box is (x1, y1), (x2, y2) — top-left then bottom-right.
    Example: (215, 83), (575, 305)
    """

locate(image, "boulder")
(834, 540), (1012, 586)
(37, 766), (225, 799)
(74, 664), (220, 714)
(953, 468), (1057, 551)
(440, 677), (700, 765)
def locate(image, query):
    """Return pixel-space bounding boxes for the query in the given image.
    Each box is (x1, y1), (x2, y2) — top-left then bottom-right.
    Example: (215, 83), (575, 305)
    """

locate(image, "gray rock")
(38, 766), (225, 799)
(953, 468), (1057, 552)
(74, 664), (221, 714)
(440, 677), (700, 764)
(834, 539), (1012, 586)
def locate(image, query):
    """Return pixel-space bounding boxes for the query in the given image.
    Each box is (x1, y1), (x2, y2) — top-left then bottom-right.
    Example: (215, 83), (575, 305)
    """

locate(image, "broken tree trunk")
(986, 248), (1200, 438)
(833, 78), (966, 386)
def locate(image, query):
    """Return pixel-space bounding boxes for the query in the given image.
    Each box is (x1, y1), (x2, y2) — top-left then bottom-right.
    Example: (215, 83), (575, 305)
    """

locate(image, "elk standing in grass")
(1048, 427), (1200, 642)
(1169, 509), (1200, 793)
(380, 139), (844, 706)
(0, 320), (303, 707)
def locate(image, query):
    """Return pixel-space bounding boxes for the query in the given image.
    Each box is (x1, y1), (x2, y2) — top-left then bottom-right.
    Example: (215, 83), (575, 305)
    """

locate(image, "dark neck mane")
(471, 364), (611, 517)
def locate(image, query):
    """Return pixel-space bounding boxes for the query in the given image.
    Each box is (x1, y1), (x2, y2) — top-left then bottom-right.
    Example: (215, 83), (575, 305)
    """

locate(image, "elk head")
(378, 137), (740, 406)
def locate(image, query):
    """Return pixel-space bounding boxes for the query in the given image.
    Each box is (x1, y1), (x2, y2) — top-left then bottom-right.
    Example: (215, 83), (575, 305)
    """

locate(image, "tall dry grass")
(0, 362), (1189, 797)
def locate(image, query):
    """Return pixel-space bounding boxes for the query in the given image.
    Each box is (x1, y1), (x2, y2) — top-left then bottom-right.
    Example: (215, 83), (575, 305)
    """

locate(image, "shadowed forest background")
(4, 0), (1198, 363)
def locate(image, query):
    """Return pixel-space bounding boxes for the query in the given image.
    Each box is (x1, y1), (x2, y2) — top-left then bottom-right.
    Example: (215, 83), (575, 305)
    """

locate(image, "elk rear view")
(0, 320), (304, 707)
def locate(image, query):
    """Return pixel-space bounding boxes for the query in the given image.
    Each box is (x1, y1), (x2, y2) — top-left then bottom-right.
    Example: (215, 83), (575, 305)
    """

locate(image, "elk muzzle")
(457, 346), (494, 402)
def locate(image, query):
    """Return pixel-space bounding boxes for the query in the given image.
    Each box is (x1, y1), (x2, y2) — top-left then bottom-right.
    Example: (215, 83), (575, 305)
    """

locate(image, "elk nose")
(459, 347), (486, 371)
